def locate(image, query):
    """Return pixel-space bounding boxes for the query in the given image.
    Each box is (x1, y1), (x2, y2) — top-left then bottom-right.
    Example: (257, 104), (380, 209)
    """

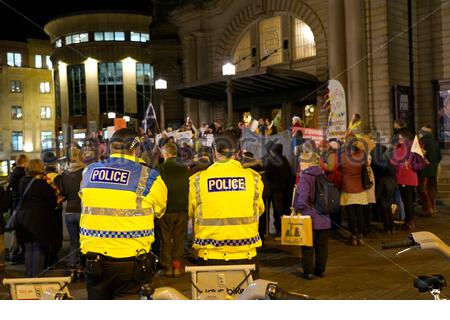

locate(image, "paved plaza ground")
(1, 205), (449, 300)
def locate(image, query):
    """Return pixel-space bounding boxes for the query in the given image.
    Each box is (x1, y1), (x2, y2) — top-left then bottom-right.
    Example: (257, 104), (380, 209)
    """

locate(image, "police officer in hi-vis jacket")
(189, 131), (265, 271)
(79, 128), (167, 299)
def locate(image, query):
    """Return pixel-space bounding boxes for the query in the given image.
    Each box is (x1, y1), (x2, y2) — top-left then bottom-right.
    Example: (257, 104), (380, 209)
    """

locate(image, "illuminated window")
(94, 32), (104, 41)
(259, 17), (282, 67)
(115, 32), (125, 41)
(79, 33), (89, 43)
(67, 64), (87, 116)
(136, 63), (153, 116)
(35, 55), (42, 68)
(41, 106), (51, 120)
(104, 32), (114, 41)
(130, 32), (140, 42)
(40, 82), (51, 94)
(293, 19), (316, 60)
(46, 56), (52, 69)
(11, 106), (22, 120)
(131, 32), (149, 42)
(11, 131), (23, 152)
(233, 31), (252, 72)
(7, 52), (22, 67)
(65, 33), (89, 44)
(95, 31), (126, 41)
(98, 62), (124, 114)
(41, 131), (53, 150)
(10, 80), (21, 93)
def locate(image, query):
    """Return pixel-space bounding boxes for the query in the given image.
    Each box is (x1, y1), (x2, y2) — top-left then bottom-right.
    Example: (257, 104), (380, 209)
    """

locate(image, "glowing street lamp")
(155, 78), (167, 130)
(222, 63), (236, 127)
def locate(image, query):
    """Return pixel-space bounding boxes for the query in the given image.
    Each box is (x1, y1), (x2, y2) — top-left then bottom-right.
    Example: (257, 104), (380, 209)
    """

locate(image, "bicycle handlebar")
(381, 238), (415, 250)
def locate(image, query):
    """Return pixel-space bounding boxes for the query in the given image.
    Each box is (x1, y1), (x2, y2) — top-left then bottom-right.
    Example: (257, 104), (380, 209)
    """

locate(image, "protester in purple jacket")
(294, 141), (330, 280)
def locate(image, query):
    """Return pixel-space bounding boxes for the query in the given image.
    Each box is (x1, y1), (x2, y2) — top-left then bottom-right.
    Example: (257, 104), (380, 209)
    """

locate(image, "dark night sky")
(0, 0), (153, 41)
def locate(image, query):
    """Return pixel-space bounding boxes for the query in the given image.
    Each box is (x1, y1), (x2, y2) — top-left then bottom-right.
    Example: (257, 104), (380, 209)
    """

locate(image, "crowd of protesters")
(0, 113), (443, 283)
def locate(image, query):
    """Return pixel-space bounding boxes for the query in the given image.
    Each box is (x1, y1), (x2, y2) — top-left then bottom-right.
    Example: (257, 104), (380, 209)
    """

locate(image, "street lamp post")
(155, 78), (167, 131)
(222, 63), (236, 128)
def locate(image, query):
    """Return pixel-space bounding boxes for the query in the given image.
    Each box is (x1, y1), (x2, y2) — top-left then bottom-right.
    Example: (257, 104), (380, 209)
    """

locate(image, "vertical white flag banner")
(327, 80), (347, 140)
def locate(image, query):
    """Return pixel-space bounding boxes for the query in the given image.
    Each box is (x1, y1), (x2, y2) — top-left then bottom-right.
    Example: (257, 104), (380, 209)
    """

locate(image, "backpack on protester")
(361, 163), (373, 190)
(314, 174), (341, 215)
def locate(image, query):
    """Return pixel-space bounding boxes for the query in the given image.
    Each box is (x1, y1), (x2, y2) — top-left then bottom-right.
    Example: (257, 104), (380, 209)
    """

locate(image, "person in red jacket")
(390, 131), (418, 230)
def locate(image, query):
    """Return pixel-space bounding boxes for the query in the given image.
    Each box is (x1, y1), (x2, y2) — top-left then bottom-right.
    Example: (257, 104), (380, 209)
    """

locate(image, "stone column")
(182, 34), (199, 126)
(328, 0), (348, 91)
(345, 0), (369, 125)
(195, 32), (211, 125)
(122, 57), (137, 115)
(84, 58), (100, 129)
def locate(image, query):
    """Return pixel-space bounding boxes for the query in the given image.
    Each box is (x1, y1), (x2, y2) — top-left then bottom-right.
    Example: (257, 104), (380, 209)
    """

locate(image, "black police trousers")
(85, 259), (152, 300)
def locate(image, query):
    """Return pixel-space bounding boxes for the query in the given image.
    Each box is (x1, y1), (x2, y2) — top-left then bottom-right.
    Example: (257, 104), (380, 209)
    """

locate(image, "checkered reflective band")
(80, 227), (154, 239)
(194, 235), (261, 247)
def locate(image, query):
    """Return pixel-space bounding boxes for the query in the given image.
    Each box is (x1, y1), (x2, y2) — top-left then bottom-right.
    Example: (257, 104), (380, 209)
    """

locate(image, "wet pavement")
(2, 205), (449, 300)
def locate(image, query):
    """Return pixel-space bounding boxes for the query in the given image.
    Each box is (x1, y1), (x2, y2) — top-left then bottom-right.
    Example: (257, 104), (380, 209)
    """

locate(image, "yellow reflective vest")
(79, 154), (167, 258)
(189, 159), (264, 260)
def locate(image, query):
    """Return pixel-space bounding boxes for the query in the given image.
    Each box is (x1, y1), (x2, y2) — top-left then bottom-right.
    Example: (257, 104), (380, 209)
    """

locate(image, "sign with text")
(327, 79), (347, 140)
(292, 127), (326, 145)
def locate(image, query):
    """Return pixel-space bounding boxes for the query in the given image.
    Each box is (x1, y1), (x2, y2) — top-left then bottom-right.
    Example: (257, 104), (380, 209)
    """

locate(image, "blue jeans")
(395, 190), (406, 221)
(65, 213), (81, 268)
(25, 242), (48, 277)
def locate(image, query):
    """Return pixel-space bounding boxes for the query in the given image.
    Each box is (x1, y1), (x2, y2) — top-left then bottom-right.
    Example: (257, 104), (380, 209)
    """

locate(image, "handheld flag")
(141, 102), (157, 133)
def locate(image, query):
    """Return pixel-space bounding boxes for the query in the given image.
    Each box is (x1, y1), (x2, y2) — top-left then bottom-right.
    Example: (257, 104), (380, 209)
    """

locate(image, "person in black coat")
(156, 143), (190, 277)
(371, 144), (397, 234)
(16, 159), (58, 277)
(61, 148), (86, 278)
(263, 143), (293, 236)
(7, 154), (28, 264)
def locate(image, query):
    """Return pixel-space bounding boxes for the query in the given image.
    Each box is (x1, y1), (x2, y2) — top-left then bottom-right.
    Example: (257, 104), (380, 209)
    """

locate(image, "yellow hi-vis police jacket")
(189, 159), (264, 261)
(79, 154), (168, 258)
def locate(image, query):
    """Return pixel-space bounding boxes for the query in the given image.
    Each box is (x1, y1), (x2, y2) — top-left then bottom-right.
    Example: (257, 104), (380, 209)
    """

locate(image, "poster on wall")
(326, 79), (347, 140)
(393, 85), (414, 132)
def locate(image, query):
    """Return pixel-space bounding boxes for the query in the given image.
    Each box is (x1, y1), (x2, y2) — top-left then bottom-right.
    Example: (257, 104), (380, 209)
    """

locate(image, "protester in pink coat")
(390, 131), (418, 230)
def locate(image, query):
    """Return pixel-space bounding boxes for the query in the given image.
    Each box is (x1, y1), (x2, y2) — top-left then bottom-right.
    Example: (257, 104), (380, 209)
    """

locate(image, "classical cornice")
(169, 0), (234, 26)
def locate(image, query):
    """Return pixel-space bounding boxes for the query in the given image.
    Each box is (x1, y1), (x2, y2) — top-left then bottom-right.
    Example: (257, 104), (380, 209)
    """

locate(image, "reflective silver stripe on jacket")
(251, 172), (259, 217)
(82, 206), (154, 217)
(194, 173), (260, 227)
(136, 165), (150, 210)
(195, 174), (203, 223)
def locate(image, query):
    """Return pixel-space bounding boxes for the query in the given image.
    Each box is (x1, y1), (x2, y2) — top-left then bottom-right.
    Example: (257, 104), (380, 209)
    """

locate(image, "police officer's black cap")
(111, 128), (139, 150)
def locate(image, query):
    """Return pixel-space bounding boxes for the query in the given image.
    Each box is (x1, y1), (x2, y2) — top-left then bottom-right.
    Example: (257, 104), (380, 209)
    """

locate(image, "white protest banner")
(155, 133), (162, 146)
(205, 134), (214, 147)
(175, 130), (193, 146)
(327, 79), (347, 140)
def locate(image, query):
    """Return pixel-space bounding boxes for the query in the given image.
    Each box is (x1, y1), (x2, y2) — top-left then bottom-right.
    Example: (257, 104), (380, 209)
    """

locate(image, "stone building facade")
(160, 0), (450, 148)
(0, 39), (55, 175)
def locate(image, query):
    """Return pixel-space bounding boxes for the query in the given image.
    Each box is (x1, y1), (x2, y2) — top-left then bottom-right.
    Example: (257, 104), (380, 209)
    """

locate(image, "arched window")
(233, 31), (252, 72)
(293, 19), (316, 60)
(259, 16), (282, 67)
